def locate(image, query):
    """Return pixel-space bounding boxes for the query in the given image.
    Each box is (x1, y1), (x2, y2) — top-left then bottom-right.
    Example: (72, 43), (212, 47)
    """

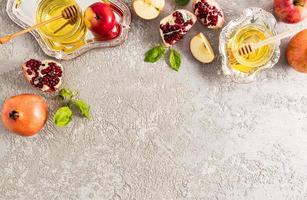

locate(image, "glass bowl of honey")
(36, 0), (87, 53)
(6, 0), (131, 60)
(219, 7), (280, 83)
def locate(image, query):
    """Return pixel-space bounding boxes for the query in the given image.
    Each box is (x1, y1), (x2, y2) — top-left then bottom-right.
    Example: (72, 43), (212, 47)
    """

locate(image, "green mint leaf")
(144, 45), (166, 63)
(169, 49), (181, 71)
(73, 99), (90, 118)
(58, 88), (75, 101)
(53, 106), (73, 127)
(175, 0), (190, 6)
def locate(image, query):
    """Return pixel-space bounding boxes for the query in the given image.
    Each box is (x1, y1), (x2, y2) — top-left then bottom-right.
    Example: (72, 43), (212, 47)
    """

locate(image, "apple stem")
(294, 0), (304, 6)
(9, 110), (19, 120)
(95, 15), (101, 20)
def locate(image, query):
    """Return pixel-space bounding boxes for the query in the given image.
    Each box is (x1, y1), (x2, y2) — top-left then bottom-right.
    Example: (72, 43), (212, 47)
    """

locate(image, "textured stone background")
(1, 0), (307, 199)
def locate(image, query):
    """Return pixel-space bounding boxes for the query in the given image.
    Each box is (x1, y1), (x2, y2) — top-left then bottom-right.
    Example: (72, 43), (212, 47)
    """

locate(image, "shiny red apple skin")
(94, 24), (121, 41)
(84, 2), (116, 36)
(274, 0), (307, 23)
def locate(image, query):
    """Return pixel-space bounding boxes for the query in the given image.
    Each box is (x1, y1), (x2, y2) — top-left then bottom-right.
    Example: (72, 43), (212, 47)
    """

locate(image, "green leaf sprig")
(175, 0), (190, 6)
(144, 45), (165, 63)
(169, 49), (181, 71)
(144, 45), (182, 71)
(53, 88), (90, 127)
(54, 106), (72, 127)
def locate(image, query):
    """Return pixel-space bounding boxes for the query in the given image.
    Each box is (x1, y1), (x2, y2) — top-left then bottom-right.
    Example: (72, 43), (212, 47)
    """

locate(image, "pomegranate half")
(22, 59), (63, 92)
(1, 94), (48, 137)
(159, 10), (197, 47)
(192, 0), (225, 29)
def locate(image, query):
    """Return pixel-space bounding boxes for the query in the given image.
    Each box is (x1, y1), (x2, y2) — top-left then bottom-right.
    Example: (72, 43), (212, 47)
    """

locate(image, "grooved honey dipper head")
(62, 5), (79, 19)
(227, 48), (237, 65)
(238, 44), (253, 56)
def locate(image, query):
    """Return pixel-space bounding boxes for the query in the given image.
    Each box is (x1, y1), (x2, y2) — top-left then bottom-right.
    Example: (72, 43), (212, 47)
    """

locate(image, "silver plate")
(6, 0), (131, 60)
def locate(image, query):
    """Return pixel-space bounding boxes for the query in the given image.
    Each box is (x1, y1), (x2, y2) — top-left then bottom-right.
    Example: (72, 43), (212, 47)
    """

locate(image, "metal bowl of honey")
(219, 7), (280, 83)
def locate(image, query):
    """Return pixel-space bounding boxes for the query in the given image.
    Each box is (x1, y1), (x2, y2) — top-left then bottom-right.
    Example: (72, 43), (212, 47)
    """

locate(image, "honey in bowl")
(227, 24), (276, 74)
(36, 0), (87, 53)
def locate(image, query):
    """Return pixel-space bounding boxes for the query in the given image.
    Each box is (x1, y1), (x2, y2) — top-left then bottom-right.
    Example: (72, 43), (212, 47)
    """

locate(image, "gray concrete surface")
(1, 0), (307, 199)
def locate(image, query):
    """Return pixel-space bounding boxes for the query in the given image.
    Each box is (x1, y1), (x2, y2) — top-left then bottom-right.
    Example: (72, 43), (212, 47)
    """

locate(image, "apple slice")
(190, 33), (215, 63)
(133, 0), (165, 20)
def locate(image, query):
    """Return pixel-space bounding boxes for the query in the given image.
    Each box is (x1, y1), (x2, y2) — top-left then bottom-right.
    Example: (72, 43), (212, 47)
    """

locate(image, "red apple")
(274, 0), (307, 23)
(95, 24), (121, 41)
(84, 2), (116, 36)
(286, 29), (307, 73)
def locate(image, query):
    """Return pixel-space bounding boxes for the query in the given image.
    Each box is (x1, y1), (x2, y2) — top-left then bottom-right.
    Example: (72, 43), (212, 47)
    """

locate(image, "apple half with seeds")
(190, 32), (215, 63)
(133, 0), (165, 20)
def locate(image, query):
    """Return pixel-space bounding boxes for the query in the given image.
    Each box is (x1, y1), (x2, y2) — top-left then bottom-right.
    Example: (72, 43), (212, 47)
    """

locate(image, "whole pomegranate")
(1, 94), (48, 137)
(22, 59), (63, 92)
(192, 0), (224, 29)
(159, 10), (197, 47)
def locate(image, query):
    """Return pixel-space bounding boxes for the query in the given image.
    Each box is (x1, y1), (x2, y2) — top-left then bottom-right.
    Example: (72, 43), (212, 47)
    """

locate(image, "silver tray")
(6, 0), (131, 60)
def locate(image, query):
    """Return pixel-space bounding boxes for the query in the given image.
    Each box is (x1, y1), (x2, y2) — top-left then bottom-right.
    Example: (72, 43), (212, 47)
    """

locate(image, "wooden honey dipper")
(237, 26), (306, 56)
(227, 48), (237, 65)
(0, 5), (78, 44)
